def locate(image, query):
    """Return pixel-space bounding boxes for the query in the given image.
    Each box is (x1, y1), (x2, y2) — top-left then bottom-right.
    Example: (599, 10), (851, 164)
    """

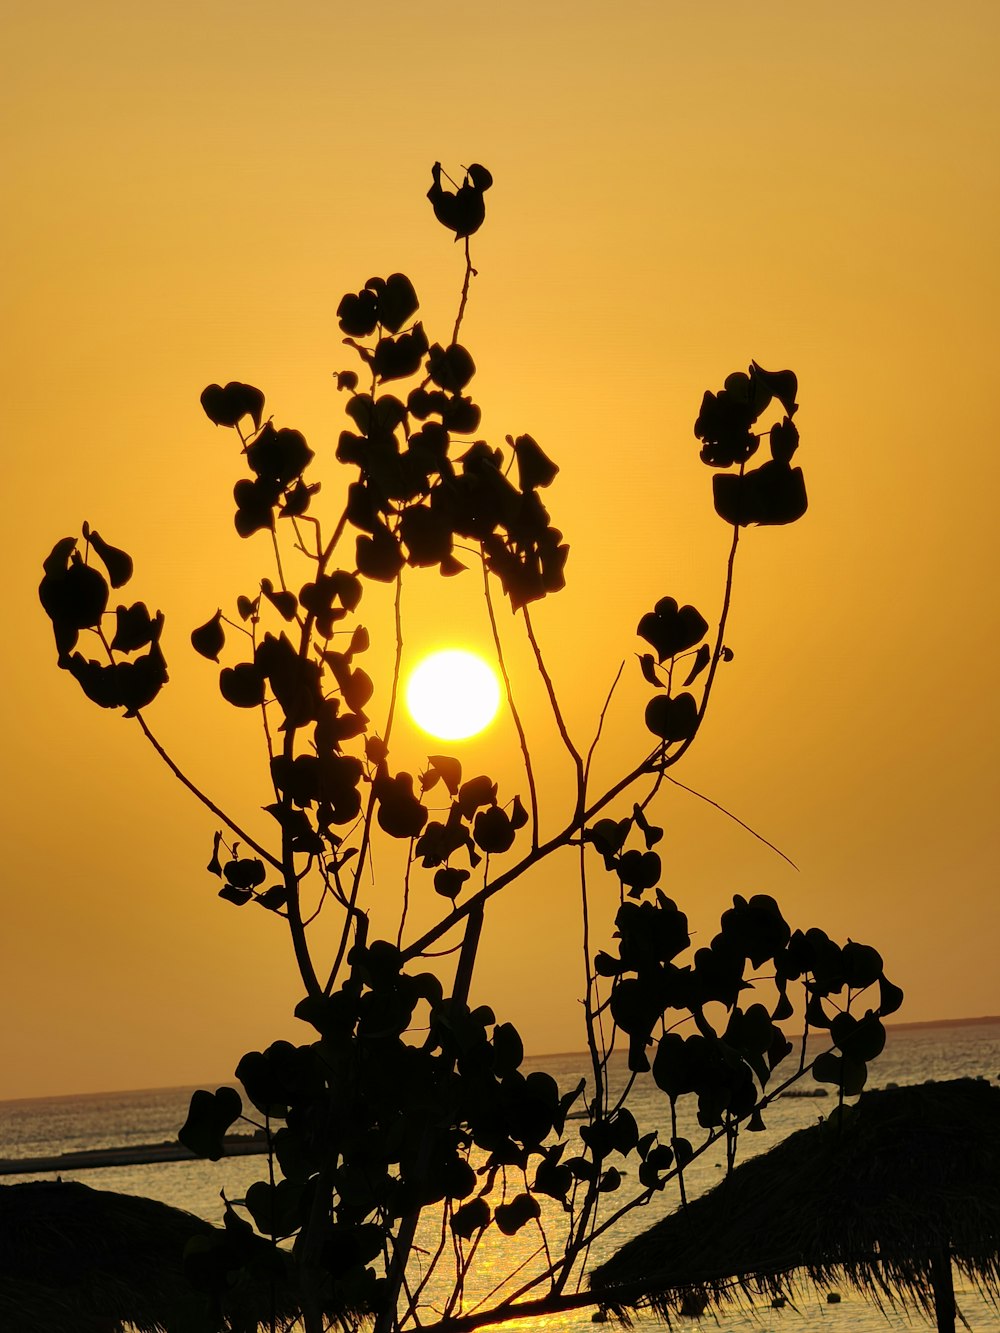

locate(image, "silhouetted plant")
(40, 161), (902, 1333)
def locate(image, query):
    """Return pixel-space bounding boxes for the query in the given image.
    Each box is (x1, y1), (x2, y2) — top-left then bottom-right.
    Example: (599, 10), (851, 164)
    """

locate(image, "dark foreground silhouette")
(0, 1179), (297, 1332)
(36, 163), (902, 1333)
(591, 1078), (1000, 1333)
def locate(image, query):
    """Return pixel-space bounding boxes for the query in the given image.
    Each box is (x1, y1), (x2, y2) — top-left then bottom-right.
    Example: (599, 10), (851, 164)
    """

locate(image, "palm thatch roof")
(590, 1078), (1000, 1332)
(0, 1179), (299, 1333)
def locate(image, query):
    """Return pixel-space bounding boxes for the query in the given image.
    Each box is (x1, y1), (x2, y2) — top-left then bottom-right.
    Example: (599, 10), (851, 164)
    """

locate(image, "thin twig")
(133, 714), (282, 872)
(522, 605), (584, 820)
(583, 661), (625, 789)
(482, 557), (539, 848)
(452, 237), (474, 346)
(661, 772), (798, 869)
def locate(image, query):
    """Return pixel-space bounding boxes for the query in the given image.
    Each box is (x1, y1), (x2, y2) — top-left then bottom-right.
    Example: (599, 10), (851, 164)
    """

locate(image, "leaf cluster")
(38, 163), (894, 1333)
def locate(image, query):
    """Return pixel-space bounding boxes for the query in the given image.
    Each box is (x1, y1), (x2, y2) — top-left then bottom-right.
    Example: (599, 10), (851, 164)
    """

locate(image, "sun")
(405, 649), (501, 741)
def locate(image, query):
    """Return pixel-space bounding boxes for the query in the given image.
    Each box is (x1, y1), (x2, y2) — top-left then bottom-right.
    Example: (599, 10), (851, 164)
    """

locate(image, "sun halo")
(405, 649), (501, 741)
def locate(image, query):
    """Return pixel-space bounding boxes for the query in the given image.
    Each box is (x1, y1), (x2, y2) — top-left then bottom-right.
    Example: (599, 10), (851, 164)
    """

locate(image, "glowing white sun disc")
(406, 649), (501, 741)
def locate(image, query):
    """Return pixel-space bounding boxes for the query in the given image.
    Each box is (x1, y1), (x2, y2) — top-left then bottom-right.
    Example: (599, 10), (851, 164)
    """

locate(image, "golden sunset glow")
(406, 649), (501, 741)
(2, 2), (998, 1098)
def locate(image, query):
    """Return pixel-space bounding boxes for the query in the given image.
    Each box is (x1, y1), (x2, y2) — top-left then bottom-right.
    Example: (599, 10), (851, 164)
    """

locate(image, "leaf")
(86, 530), (133, 588)
(233, 476), (279, 538)
(694, 387), (758, 467)
(348, 625), (369, 656)
(178, 1086), (242, 1160)
(39, 553), (109, 634)
(841, 941), (884, 989)
(219, 662), (265, 708)
(244, 1179), (305, 1239)
(247, 426), (314, 487)
(493, 1021), (524, 1076)
(830, 1010), (886, 1062)
(200, 381), (265, 430)
(191, 610), (225, 661)
(638, 653), (662, 688)
(434, 867), (468, 900)
(374, 770), (428, 839)
(713, 461), (808, 527)
(533, 1157), (573, 1201)
(427, 342), (476, 392)
(512, 434), (558, 491)
(223, 858), (266, 891)
(206, 831), (223, 877)
(218, 884), (253, 906)
(377, 272), (420, 334)
(750, 362), (798, 416)
(770, 416), (800, 464)
(632, 803), (663, 849)
(586, 818), (630, 860)
(458, 775), (497, 818)
(451, 1197), (490, 1239)
(878, 974), (905, 1016)
(117, 644), (169, 715)
(473, 805), (515, 854)
(682, 642), (711, 687)
(371, 324), (430, 382)
(356, 524), (405, 583)
(812, 1051), (843, 1086)
(400, 504), (453, 567)
(337, 288), (379, 337)
(256, 885), (288, 911)
(671, 1136), (694, 1167)
(644, 692), (699, 742)
(494, 1193), (539, 1236)
(637, 598), (708, 662)
(616, 849), (660, 891)
(260, 579), (298, 621)
(111, 602), (162, 653)
(594, 951), (621, 978)
(236, 1045), (295, 1118)
(427, 161), (493, 239)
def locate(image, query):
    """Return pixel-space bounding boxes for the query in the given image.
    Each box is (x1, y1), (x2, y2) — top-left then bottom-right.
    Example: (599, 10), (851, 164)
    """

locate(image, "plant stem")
(482, 558), (539, 847)
(133, 713), (282, 872)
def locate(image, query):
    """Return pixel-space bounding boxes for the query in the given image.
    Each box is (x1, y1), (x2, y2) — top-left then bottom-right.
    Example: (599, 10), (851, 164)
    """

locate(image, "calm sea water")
(2, 1020), (998, 1332)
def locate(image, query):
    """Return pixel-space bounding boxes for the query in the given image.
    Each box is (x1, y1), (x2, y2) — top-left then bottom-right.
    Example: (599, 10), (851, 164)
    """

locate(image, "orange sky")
(3, 1), (998, 1099)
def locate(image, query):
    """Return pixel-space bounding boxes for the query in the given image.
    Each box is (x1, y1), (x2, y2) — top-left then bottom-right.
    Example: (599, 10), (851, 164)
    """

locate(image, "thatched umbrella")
(590, 1078), (1000, 1333)
(0, 1179), (299, 1333)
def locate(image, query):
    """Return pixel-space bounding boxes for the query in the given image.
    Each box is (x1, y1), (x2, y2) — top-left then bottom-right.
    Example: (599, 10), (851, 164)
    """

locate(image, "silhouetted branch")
(133, 713), (282, 873)
(482, 556), (539, 848)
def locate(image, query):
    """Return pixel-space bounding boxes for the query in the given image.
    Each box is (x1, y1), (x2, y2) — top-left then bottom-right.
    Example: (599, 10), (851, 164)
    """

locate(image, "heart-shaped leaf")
(427, 342), (476, 392)
(494, 1192), (540, 1236)
(377, 273), (419, 334)
(200, 381), (265, 430)
(637, 598), (708, 662)
(644, 692), (699, 742)
(451, 1197), (490, 1239)
(178, 1086), (242, 1160)
(434, 866), (469, 899)
(220, 662), (265, 708)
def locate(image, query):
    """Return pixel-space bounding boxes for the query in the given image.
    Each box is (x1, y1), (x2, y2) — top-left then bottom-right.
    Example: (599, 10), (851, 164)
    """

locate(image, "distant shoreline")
(534, 1015), (1000, 1061)
(5, 1016), (997, 1106)
(882, 1014), (1000, 1032)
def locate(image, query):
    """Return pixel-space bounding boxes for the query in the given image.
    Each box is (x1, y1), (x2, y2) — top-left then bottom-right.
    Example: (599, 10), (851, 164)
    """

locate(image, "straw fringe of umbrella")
(0, 1178), (300, 1333)
(589, 1078), (1000, 1332)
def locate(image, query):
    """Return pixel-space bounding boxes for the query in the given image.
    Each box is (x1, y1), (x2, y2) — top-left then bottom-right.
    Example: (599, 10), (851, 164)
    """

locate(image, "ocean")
(2, 1019), (998, 1332)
